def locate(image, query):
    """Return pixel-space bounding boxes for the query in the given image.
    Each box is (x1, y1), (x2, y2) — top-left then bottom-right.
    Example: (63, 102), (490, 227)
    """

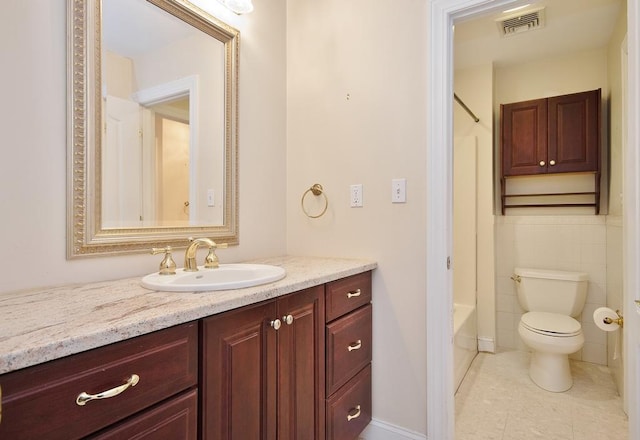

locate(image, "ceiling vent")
(496, 6), (546, 37)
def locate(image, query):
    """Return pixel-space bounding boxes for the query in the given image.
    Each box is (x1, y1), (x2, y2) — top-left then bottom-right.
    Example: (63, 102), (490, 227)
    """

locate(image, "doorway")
(426, 1), (639, 439)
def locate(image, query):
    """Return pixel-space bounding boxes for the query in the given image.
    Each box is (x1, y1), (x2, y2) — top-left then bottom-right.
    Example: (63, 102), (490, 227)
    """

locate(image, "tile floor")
(455, 350), (628, 440)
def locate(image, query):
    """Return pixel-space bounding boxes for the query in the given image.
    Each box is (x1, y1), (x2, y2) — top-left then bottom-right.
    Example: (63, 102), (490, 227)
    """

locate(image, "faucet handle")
(150, 246), (177, 275)
(204, 243), (228, 269)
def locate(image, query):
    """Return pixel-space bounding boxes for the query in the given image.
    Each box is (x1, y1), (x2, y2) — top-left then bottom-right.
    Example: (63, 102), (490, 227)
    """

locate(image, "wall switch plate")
(392, 178), (406, 203)
(350, 184), (363, 207)
(207, 189), (215, 207)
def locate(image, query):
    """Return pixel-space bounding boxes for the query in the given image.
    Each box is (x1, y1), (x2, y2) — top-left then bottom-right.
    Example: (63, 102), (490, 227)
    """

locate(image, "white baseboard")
(477, 337), (495, 353)
(360, 419), (427, 440)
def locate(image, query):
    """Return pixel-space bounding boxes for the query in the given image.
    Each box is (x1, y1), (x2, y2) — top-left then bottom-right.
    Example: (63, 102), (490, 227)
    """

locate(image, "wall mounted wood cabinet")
(500, 89), (602, 213)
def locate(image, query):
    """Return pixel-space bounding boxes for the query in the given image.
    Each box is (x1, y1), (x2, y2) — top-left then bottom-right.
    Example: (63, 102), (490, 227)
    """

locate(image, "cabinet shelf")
(500, 176), (600, 214)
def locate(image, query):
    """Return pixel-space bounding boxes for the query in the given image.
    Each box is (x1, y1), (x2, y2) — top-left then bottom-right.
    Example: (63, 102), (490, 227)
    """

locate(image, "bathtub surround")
(454, 304), (478, 391)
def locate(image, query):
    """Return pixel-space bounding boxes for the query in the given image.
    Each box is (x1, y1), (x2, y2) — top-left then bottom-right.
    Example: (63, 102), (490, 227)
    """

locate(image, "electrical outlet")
(350, 184), (363, 207)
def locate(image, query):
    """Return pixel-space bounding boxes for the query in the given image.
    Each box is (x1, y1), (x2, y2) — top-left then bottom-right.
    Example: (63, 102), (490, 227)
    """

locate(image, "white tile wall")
(495, 216), (608, 364)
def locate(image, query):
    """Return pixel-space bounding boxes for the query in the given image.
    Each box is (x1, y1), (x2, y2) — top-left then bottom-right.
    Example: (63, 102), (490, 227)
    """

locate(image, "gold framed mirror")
(67, 0), (239, 258)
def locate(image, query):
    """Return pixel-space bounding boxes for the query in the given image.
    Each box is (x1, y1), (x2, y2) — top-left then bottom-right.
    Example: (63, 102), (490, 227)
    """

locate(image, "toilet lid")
(521, 312), (581, 336)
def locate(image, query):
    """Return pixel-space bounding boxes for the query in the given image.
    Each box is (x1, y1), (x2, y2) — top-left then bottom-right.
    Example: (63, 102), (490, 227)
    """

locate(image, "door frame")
(426, 1), (639, 439)
(624, 1), (640, 437)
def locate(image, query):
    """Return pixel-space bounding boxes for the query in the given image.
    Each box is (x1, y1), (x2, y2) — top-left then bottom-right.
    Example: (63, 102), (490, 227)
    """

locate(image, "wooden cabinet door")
(277, 286), (325, 440)
(501, 97), (547, 176)
(547, 89), (600, 173)
(201, 300), (278, 440)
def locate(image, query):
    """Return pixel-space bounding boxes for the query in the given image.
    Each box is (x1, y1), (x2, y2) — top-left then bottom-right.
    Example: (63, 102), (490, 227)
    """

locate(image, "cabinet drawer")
(326, 365), (372, 440)
(326, 271), (372, 322)
(326, 304), (372, 396)
(0, 322), (198, 440)
(88, 389), (198, 439)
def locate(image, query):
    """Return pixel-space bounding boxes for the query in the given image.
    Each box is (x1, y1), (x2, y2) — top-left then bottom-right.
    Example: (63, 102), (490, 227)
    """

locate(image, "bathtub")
(454, 303), (478, 391)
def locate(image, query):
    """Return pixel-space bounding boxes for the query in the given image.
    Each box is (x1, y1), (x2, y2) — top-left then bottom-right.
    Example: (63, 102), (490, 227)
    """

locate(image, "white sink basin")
(141, 264), (286, 292)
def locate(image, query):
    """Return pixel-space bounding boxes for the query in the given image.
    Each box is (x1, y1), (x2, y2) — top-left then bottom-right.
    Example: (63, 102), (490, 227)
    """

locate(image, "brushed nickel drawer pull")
(348, 340), (362, 352)
(347, 289), (361, 299)
(283, 314), (294, 325)
(347, 404), (361, 422)
(270, 319), (282, 330)
(76, 374), (140, 406)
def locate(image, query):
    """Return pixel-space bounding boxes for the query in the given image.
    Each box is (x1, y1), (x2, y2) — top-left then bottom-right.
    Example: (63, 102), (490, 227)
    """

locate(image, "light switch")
(350, 184), (363, 207)
(392, 178), (406, 203)
(207, 189), (215, 207)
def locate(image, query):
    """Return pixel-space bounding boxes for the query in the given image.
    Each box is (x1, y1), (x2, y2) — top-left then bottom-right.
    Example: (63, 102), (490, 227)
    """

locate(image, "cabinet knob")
(539, 161), (546, 167)
(549, 160), (556, 166)
(270, 319), (282, 330)
(282, 314), (294, 325)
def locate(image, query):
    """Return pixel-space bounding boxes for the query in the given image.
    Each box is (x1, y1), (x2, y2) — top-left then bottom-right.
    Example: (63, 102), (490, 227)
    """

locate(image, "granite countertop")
(0, 256), (376, 375)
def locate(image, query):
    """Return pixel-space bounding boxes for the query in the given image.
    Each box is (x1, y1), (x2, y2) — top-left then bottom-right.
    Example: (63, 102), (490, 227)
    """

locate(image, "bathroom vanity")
(0, 256), (375, 440)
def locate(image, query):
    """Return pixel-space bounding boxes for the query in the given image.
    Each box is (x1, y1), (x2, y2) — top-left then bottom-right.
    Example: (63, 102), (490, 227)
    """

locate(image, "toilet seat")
(520, 312), (582, 337)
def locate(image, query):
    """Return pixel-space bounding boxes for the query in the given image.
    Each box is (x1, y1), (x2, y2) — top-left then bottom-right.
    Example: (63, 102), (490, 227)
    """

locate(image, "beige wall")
(286, 0), (428, 433)
(0, 0), (287, 292)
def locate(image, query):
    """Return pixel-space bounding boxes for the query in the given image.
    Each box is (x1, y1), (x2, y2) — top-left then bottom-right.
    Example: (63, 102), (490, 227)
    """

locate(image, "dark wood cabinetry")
(0, 271), (373, 439)
(500, 89), (601, 213)
(0, 323), (198, 440)
(201, 285), (326, 440)
(325, 272), (373, 440)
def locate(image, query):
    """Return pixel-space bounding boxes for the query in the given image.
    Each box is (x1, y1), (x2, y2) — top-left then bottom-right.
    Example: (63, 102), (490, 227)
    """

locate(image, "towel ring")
(301, 184), (329, 218)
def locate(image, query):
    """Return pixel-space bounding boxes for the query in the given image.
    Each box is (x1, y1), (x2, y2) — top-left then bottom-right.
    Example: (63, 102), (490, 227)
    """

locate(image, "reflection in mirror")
(67, 0), (239, 257)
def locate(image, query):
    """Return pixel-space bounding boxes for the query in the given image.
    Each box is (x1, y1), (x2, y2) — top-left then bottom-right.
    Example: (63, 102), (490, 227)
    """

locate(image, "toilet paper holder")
(602, 309), (624, 328)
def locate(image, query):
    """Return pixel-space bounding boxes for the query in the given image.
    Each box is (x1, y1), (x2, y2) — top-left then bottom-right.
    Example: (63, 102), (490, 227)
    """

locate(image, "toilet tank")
(514, 268), (588, 317)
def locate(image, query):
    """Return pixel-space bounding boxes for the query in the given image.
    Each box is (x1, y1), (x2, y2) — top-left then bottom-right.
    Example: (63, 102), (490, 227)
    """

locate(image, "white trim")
(426, 1), (454, 438)
(477, 337), (495, 353)
(427, 1), (526, 439)
(361, 419), (427, 440)
(132, 75), (199, 106)
(133, 75), (201, 223)
(624, 1), (640, 438)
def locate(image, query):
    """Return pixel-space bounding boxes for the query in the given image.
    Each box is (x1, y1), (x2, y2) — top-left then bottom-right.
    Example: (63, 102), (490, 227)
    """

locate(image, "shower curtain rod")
(454, 93), (480, 123)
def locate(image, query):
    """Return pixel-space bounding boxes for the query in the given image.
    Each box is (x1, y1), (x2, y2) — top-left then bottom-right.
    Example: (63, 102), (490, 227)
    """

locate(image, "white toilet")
(513, 267), (588, 392)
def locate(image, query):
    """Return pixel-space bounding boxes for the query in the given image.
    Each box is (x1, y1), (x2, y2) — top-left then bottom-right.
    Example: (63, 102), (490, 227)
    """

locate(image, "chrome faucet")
(184, 237), (228, 271)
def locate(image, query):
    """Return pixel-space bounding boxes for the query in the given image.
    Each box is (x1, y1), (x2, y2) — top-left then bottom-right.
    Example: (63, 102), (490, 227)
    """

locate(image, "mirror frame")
(67, 0), (239, 258)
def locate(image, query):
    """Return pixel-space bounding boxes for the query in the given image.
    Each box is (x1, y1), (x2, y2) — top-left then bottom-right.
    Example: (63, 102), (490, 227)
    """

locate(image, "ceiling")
(454, 0), (624, 70)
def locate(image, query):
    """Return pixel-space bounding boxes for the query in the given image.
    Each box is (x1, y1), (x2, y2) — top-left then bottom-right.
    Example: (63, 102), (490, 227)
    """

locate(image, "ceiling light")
(217, 0), (254, 14)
